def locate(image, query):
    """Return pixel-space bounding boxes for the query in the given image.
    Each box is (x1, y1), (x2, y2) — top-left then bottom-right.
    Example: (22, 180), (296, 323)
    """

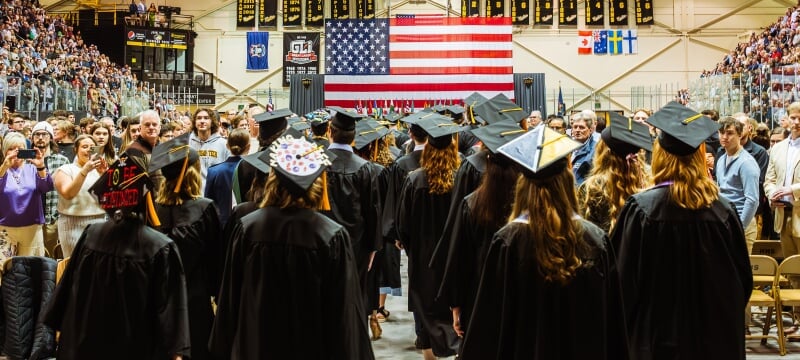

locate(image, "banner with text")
(283, 32), (320, 87)
(247, 31), (269, 71)
(306, 0), (324, 26)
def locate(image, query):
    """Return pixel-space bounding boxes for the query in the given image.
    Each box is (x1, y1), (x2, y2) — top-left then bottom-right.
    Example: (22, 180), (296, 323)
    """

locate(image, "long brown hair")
(156, 161), (202, 206)
(651, 139), (718, 209)
(580, 140), (650, 231)
(260, 171), (323, 209)
(88, 122), (117, 164)
(509, 166), (587, 285)
(420, 137), (460, 195)
(472, 153), (519, 228)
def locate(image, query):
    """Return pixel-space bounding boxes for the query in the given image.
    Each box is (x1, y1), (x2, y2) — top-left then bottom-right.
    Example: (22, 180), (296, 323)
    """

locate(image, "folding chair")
(753, 240), (785, 262)
(748, 255), (785, 355)
(775, 254), (800, 351)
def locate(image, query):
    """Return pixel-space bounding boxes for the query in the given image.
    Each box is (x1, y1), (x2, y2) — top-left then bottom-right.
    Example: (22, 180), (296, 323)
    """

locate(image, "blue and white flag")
(622, 29), (638, 54)
(247, 31), (269, 71)
(592, 30), (607, 54)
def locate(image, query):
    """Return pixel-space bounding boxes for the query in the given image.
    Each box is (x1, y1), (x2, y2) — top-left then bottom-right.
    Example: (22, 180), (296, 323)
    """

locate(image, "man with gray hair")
(527, 110), (543, 129)
(570, 111), (597, 186)
(124, 110), (164, 189)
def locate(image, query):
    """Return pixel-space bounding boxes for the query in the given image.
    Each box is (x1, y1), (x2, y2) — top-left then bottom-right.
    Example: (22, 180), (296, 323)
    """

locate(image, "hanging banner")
(356, 0), (375, 19)
(236, 0), (256, 27)
(462, 0), (480, 17)
(533, 0), (552, 24)
(635, 0), (653, 25)
(609, 0), (627, 26)
(283, 0), (302, 26)
(486, 0), (505, 18)
(283, 32), (320, 87)
(585, 0), (603, 26)
(247, 31), (269, 71)
(332, 0), (349, 19)
(259, 0), (277, 27)
(512, 0), (529, 25)
(306, 0), (324, 26)
(559, 0), (577, 25)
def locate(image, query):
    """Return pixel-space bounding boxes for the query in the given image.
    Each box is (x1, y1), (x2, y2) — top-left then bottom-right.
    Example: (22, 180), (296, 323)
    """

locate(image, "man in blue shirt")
(716, 116), (760, 253)
(570, 111), (596, 186)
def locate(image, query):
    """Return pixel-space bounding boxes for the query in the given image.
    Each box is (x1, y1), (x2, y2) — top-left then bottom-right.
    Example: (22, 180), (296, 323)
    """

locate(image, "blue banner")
(246, 31), (269, 71)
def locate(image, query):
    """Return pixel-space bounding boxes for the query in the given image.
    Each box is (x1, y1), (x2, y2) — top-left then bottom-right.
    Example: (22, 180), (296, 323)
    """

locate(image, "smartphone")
(17, 149), (36, 159)
(777, 199), (794, 209)
(92, 146), (103, 155)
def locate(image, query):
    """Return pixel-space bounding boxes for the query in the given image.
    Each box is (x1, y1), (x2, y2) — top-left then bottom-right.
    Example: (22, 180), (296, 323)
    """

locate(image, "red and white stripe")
(325, 17), (514, 108)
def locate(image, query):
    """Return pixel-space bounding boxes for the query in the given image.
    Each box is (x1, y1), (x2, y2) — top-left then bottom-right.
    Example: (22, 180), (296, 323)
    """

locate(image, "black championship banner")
(635, 0), (653, 25)
(332, 0), (350, 19)
(306, 0), (324, 26)
(585, 0), (604, 25)
(559, 0), (577, 25)
(259, 0), (277, 27)
(237, 0), (256, 27)
(283, 32), (320, 87)
(534, 0), (553, 24)
(486, 0), (505, 18)
(356, 0), (375, 19)
(609, 0), (628, 26)
(512, 0), (529, 25)
(283, 0), (302, 26)
(461, 0), (480, 17)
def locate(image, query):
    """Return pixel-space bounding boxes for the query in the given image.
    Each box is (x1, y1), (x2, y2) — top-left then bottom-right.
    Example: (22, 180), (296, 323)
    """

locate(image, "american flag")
(324, 16), (514, 108)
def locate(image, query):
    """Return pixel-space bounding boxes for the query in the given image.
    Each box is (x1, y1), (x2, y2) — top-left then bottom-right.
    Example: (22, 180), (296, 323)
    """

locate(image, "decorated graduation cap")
(601, 111), (654, 157)
(355, 118), (390, 151)
(149, 133), (199, 193)
(254, 108), (293, 139)
(498, 126), (582, 179)
(329, 106), (364, 131)
(470, 120), (527, 153)
(258, 131), (335, 210)
(473, 94), (526, 125)
(89, 155), (161, 226)
(287, 116), (310, 131)
(416, 114), (463, 149)
(646, 101), (720, 156)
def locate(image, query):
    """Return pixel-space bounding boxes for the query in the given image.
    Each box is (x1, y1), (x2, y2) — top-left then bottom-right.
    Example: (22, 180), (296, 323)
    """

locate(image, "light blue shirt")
(716, 148), (760, 227)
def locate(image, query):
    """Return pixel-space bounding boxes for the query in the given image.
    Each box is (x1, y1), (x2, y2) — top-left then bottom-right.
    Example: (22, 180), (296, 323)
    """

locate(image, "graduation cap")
(646, 101), (720, 156)
(149, 133), (199, 193)
(259, 132), (335, 210)
(254, 108), (293, 139)
(328, 106), (364, 131)
(89, 156), (160, 226)
(601, 111), (654, 157)
(472, 94), (526, 125)
(306, 109), (331, 128)
(240, 149), (270, 174)
(354, 118), (390, 151)
(383, 112), (403, 124)
(463, 92), (488, 108)
(401, 109), (439, 126)
(287, 116), (310, 131)
(469, 120), (527, 153)
(416, 115), (463, 149)
(498, 126), (582, 179)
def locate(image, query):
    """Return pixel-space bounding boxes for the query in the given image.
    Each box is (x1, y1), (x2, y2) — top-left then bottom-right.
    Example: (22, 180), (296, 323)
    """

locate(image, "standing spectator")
(205, 128), (248, 227)
(89, 122), (117, 165)
(570, 111), (597, 186)
(188, 108), (229, 192)
(54, 119), (77, 161)
(33, 121), (69, 258)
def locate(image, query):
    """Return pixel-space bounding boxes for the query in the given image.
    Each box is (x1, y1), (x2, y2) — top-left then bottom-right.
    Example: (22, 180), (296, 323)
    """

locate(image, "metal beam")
(193, 63), (240, 94)
(687, 0), (763, 34)
(512, 39), (596, 91)
(688, 37), (732, 54)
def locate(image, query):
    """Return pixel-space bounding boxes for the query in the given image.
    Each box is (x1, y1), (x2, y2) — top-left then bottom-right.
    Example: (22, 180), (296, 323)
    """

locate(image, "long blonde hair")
(156, 161), (202, 206)
(651, 139), (718, 209)
(260, 171), (323, 209)
(509, 166), (587, 285)
(420, 137), (460, 195)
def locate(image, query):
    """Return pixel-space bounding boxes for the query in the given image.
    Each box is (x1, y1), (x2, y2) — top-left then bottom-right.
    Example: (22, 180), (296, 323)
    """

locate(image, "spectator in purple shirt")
(0, 132), (54, 256)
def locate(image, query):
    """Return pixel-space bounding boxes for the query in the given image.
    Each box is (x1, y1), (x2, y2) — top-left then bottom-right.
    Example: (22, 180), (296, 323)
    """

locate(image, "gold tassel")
(318, 171), (331, 211)
(372, 140), (379, 161)
(146, 192), (161, 227)
(173, 155), (189, 193)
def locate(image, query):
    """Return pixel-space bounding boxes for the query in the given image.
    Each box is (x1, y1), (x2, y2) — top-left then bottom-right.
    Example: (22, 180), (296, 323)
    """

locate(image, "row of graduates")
(37, 94), (752, 360)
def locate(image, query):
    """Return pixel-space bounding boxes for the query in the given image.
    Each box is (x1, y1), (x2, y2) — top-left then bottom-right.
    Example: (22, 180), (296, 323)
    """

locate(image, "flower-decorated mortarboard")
(601, 111), (653, 157)
(646, 101), (720, 156)
(258, 130), (336, 210)
(498, 126), (582, 179)
(148, 133), (198, 193)
(89, 155), (161, 226)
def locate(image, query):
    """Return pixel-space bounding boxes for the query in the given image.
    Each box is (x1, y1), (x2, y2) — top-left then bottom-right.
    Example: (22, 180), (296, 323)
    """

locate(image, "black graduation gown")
(396, 169), (459, 357)
(436, 193), (498, 335)
(311, 136), (330, 149)
(154, 198), (221, 360)
(391, 129), (410, 156)
(460, 219), (630, 360)
(209, 207), (375, 360)
(42, 218), (191, 360)
(609, 186), (752, 360)
(381, 149), (422, 242)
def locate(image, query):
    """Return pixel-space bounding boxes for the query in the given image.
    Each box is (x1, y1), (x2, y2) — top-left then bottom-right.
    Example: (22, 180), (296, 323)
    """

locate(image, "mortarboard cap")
(383, 112), (403, 124)
(463, 92), (488, 108)
(355, 118), (390, 150)
(259, 132), (335, 197)
(473, 94), (526, 125)
(416, 114), (463, 149)
(498, 126), (582, 179)
(329, 106), (364, 131)
(401, 109), (439, 126)
(470, 120), (527, 154)
(287, 116), (310, 131)
(89, 156), (160, 226)
(646, 101), (720, 156)
(254, 108), (293, 123)
(601, 111), (653, 157)
(254, 108), (292, 140)
(149, 133), (199, 193)
(240, 150), (271, 174)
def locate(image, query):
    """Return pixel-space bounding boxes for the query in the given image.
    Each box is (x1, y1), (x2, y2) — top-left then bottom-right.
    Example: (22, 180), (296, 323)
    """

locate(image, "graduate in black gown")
(610, 102), (752, 359)
(209, 132), (374, 360)
(42, 156), (190, 360)
(307, 109), (331, 149)
(233, 108), (291, 203)
(434, 120), (523, 346)
(460, 127), (630, 360)
(396, 114), (463, 359)
(150, 135), (222, 360)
